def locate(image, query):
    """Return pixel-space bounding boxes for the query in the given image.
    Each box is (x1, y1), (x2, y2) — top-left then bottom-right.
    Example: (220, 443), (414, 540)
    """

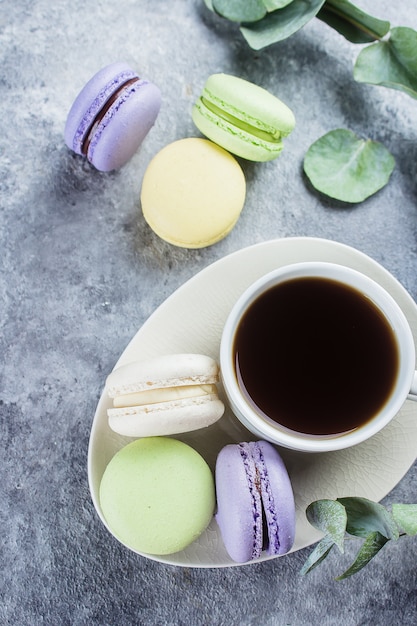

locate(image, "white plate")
(88, 237), (417, 568)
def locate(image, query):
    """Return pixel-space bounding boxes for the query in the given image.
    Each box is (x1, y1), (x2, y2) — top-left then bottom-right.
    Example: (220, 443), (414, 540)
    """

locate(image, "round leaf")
(392, 504), (417, 536)
(338, 497), (399, 540)
(303, 129), (395, 203)
(354, 27), (417, 99)
(306, 499), (347, 552)
(212, 0), (267, 23)
(264, 0), (295, 10)
(240, 0), (325, 49)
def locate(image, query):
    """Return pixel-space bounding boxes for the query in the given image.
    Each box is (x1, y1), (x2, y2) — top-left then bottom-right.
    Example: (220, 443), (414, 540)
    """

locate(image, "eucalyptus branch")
(204, 0), (417, 100)
(301, 498), (417, 580)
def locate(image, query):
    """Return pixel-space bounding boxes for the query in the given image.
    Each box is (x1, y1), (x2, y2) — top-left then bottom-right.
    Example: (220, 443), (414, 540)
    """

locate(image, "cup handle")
(407, 371), (417, 401)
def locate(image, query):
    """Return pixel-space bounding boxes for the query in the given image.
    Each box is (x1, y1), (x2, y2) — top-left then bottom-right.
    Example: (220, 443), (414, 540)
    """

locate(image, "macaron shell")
(99, 437), (215, 555)
(106, 353), (220, 397)
(108, 394), (225, 437)
(202, 74), (295, 136)
(64, 62), (137, 154)
(64, 61), (161, 171)
(112, 383), (218, 407)
(192, 106), (283, 162)
(140, 138), (246, 248)
(192, 73), (295, 162)
(250, 441), (295, 555)
(87, 79), (161, 171)
(215, 443), (263, 563)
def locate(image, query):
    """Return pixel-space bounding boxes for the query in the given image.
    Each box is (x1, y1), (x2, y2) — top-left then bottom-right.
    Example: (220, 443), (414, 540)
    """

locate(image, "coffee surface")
(234, 277), (399, 435)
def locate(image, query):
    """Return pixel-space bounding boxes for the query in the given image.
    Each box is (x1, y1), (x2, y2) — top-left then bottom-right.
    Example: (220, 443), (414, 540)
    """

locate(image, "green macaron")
(99, 437), (215, 555)
(192, 73), (295, 162)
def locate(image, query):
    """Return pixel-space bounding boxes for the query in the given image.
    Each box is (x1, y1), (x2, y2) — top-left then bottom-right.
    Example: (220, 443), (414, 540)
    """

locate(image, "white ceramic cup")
(220, 262), (417, 452)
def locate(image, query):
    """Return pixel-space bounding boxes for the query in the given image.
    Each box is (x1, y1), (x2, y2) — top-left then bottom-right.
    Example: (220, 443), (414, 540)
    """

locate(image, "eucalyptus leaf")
(212, 0), (267, 23)
(336, 531), (389, 580)
(317, 0), (390, 44)
(338, 497), (399, 540)
(354, 27), (417, 99)
(392, 504), (417, 536)
(264, 0), (295, 11)
(240, 0), (326, 50)
(300, 534), (335, 576)
(303, 129), (395, 203)
(306, 500), (347, 552)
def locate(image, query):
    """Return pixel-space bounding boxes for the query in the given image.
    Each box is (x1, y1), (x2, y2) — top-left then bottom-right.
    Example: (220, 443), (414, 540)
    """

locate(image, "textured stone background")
(1, 1), (417, 624)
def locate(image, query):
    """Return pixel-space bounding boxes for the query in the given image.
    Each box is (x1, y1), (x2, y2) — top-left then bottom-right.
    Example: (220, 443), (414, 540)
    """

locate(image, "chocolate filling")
(82, 76), (140, 156)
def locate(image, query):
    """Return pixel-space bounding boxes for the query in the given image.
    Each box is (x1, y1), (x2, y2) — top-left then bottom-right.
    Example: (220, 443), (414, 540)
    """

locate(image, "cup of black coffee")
(220, 262), (417, 452)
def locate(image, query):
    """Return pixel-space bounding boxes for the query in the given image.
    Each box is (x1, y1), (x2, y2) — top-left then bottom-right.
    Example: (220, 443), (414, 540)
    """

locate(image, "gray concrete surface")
(1, 1), (417, 624)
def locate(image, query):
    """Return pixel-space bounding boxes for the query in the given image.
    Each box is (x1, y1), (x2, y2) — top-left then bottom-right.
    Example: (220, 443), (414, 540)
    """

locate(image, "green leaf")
(354, 27), (417, 99)
(336, 531), (389, 580)
(392, 504), (417, 536)
(338, 497), (399, 540)
(212, 0), (267, 23)
(306, 499), (347, 552)
(210, 0), (294, 23)
(264, 0), (295, 10)
(317, 0), (390, 44)
(300, 534), (335, 575)
(240, 0), (326, 50)
(303, 129), (395, 203)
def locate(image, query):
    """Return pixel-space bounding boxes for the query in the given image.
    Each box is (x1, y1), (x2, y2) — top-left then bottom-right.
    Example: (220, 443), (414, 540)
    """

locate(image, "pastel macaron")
(215, 440), (295, 563)
(64, 62), (161, 171)
(140, 137), (246, 248)
(99, 437), (215, 555)
(192, 73), (295, 162)
(106, 353), (225, 437)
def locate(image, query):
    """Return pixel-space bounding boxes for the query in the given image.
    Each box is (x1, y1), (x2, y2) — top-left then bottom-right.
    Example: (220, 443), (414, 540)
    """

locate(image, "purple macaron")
(64, 62), (161, 172)
(215, 440), (295, 563)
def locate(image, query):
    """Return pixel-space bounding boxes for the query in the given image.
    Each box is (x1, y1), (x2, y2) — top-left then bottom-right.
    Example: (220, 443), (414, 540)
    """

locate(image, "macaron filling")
(199, 97), (283, 143)
(112, 384), (217, 408)
(105, 354), (225, 437)
(238, 442), (263, 559)
(82, 76), (140, 156)
(71, 69), (140, 155)
(248, 441), (281, 555)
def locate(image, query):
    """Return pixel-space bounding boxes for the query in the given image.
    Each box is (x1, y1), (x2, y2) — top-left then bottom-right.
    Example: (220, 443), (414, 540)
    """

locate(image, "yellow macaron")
(140, 137), (246, 248)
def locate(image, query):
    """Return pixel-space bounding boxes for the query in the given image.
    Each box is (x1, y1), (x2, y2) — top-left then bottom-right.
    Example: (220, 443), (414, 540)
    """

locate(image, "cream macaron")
(106, 353), (225, 437)
(140, 138), (246, 248)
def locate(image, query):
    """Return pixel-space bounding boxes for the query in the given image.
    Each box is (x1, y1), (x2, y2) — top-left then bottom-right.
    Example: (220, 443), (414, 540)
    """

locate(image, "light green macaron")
(99, 437), (215, 555)
(192, 73), (295, 162)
